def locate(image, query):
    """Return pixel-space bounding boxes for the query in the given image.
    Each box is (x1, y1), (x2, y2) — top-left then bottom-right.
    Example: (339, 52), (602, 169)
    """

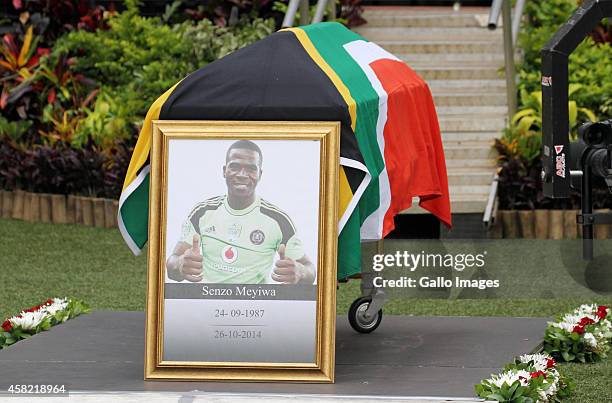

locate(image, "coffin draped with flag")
(118, 22), (451, 280)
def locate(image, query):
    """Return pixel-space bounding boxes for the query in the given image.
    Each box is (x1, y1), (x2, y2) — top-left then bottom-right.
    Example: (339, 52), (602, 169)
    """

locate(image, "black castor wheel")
(348, 296), (383, 333)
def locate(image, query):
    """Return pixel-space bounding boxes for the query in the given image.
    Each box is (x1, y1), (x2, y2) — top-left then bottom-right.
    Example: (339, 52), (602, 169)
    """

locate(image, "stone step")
(441, 131), (502, 142)
(439, 115), (507, 132)
(449, 184), (491, 195)
(363, 13), (484, 28)
(427, 79), (507, 91)
(415, 67), (502, 80)
(443, 143), (496, 160)
(447, 169), (496, 185)
(437, 106), (508, 115)
(433, 92), (507, 106)
(378, 40), (502, 54)
(401, 52), (504, 66)
(354, 27), (502, 42)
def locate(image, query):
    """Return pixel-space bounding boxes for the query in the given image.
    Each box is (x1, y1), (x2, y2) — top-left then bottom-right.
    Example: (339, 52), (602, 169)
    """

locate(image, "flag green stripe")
(301, 23), (385, 191)
(119, 174), (150, 249)
(301, 22), (385, 278)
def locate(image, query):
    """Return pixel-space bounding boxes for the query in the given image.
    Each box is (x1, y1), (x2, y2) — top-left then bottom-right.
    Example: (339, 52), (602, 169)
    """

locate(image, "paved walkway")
(0, 312), (548, 401)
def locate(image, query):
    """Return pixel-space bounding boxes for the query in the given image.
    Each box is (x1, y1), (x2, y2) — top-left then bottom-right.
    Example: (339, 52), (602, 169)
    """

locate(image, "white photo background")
(165, 138), (321, 283)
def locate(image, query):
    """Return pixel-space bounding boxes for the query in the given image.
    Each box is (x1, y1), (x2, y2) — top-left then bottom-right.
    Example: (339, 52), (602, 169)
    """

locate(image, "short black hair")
(226, 140), (263, 165)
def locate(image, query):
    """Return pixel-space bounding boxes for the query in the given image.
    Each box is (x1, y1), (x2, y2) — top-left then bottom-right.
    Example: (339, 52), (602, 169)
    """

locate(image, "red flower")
(1, 320), (12, 332)
(573, 325), (585, 334)
(579, 317), (595, 327)
(546, 358), (556, 368)
(597, 306), (608, 318)
(597, 311), (606, 320)
(530, 370), (547, 379)
(45, 299), (53, 305)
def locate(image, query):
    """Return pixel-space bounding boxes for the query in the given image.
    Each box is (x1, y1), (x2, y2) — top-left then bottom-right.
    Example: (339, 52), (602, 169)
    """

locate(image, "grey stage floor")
(0, 312), (548, 399)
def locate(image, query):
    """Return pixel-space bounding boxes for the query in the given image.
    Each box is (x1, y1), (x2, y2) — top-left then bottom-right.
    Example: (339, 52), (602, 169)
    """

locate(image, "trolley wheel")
(348, 296), (383, 334)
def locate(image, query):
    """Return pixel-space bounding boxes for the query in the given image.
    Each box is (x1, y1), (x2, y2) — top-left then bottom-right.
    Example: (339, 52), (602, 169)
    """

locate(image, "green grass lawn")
(0, 218), (610, 401)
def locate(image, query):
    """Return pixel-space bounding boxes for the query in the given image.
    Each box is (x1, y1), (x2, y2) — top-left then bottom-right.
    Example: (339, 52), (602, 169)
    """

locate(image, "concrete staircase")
(355, 6), (506, 215)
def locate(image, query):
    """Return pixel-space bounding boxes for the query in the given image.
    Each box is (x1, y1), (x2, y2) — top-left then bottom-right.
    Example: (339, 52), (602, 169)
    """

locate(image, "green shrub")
(518, 1), (612, 117)
(497, 0), (611, 210)
(51, 9), (274, 123)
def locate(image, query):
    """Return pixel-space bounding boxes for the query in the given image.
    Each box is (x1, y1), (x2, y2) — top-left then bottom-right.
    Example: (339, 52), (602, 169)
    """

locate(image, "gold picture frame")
(145, 121), (339, 382)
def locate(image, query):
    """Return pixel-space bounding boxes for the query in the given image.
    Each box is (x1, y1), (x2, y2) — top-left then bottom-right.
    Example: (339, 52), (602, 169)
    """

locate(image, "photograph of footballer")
(145, 121), (338, 380)
(165, 139), (317, 285)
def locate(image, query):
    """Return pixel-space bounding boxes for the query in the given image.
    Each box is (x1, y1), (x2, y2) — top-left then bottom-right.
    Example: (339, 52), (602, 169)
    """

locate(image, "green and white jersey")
(179, 195), (305, 284)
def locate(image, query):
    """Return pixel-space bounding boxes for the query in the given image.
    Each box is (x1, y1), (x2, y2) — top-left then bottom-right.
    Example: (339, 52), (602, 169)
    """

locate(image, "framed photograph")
(145, 121), (339, 382)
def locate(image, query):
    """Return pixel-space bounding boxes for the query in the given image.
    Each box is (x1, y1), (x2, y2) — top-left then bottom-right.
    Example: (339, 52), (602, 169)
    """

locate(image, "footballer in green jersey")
(166, 140), (315, 284)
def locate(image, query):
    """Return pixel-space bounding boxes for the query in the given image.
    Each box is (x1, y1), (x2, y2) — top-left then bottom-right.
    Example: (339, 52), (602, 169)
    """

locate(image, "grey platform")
(0, 312), (548, 400)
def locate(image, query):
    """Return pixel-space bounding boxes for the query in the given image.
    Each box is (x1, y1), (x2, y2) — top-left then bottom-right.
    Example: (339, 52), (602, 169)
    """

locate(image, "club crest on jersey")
(221, 245), (238, 263)
(250, 229), (265, 245)
(227, 223), (242, 242)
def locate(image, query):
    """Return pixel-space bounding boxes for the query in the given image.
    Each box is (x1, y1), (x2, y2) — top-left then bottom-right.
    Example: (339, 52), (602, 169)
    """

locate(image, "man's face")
(223, 148), (262, 199)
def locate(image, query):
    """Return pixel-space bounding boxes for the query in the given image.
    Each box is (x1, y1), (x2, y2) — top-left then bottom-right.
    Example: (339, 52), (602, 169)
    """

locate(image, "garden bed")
(0, 190), (117, 228)
(496, 209), (612, 240)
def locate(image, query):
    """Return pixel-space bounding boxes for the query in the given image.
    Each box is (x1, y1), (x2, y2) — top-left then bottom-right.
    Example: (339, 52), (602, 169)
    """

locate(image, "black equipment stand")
(540, 0), (612, 260)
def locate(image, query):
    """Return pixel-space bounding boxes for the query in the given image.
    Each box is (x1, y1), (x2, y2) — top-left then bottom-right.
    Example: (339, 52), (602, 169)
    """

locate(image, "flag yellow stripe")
(122, 82), (180, 191)
(282, 28), (356, 131)
(338, 166), (353, 218)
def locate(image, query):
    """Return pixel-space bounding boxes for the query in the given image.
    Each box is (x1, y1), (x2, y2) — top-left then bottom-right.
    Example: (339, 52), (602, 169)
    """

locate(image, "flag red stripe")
(370, 59), (452, 232)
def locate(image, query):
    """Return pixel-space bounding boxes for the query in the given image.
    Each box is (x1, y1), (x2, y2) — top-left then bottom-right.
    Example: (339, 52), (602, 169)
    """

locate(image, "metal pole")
(282, 0), (301, 27)
(582, 165), (594, 260)
(512, 0), (526, 45)
(488, 0), (503, 29)
(327, 0), (336, 21)
(299, 0), (310, 26)
(313, 0), (328, 23)
(502, 0), (517, 118)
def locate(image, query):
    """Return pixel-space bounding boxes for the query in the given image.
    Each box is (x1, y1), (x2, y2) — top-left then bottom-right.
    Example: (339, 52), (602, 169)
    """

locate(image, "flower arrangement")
(475, 352), (573, 402)
(543, 304), (611, 363)
(0, 297), (90, 349)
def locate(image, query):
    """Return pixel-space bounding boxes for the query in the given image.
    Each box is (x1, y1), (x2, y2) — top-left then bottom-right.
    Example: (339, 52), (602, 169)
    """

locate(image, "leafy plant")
(5, 0), (112, 45)
(1, 298), (90, 350)
(497, 85), (597, 167)
(0, 26), (48, 117)
(73, 91), (132, 149)
(0, 116), (32, 142)
(475, 352), (574, 402)
(543, 304), (612, 364)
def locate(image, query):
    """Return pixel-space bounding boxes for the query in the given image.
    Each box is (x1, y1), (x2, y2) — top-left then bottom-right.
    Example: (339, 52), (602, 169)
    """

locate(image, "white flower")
(574, 304), (597, 316)
(9, 310), (49, 330)
(518, 353), (552, 372)
(487, 370), (531, 388)
(584, 332), (597, 348)
(550, 314), (581, 332)
(42, 298), (69, 316)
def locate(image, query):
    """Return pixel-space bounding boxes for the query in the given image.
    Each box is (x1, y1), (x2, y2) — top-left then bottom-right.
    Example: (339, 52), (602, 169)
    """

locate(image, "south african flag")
(118, 22), (451, 280)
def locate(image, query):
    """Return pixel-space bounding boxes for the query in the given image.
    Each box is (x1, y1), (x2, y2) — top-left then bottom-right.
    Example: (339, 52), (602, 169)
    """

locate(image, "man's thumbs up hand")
(179, 234), (204, 282)
(191, 234), (201, 254)
(272, 244), (303, 284)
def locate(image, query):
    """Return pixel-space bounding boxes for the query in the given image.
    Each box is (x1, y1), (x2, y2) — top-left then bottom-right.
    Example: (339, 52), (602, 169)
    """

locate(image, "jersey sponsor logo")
(542, 76), (552, 87)
(221, 245), (238, 264)
(250, 229), (265, 245)
(554, 145), (564, 154)
(227, 223), (242, 242)
(204, 225), (216, 234)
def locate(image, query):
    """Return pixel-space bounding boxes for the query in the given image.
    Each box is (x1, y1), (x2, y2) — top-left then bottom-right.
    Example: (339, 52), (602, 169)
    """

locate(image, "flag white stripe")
(343, 40), (397, 239)
(338, 157), (371, 232)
